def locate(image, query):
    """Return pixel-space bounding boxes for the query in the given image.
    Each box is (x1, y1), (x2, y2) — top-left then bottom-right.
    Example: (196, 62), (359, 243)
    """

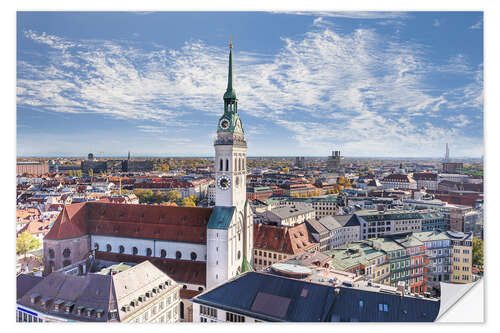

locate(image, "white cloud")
(18, 27), (483, 157)
(469, 19), (483, 30)
(273, 11), (409, 20)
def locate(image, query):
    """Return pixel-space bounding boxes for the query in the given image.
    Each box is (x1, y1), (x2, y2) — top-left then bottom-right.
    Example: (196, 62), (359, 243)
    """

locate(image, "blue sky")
(16, 11), (483, 158)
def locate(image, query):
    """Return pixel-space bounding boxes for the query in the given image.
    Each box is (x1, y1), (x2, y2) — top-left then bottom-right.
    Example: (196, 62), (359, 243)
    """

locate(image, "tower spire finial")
(224, 37), (236, 101)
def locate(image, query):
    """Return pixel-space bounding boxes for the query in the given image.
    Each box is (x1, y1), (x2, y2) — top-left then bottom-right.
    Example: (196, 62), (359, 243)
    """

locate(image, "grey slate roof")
(268, 203), (314, 220)
(305, 219), (328, 235)
(16, 274), (44, 299)
(16, 261), (177, 322)
(192, 272), (440, 322)
(318, 214), (360, 231)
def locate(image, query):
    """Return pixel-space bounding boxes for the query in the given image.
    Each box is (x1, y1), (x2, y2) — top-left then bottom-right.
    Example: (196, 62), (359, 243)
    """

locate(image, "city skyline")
(17, 11), (483, 158)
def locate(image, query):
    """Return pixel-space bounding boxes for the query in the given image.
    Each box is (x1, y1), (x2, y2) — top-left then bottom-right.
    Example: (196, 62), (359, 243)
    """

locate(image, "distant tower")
(445, 143), (450, 162)
(327, 150), (345, 175)
(128, 151), (131, 160)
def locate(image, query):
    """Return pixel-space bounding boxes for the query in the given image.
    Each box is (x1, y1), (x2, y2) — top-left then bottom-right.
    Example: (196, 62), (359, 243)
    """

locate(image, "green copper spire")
(223, 41), (237, 101)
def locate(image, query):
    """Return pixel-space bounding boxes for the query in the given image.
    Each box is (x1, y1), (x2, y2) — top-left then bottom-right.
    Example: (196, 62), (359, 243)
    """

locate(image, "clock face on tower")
(219, 119), (230, 130)
(217, 176), (231, 190)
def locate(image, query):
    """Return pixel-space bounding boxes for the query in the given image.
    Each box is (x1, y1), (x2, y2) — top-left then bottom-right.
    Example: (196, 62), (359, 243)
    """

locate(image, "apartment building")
(16, 260), (181, 323)
(253, 223), (319, 270)
(448, 231), (473, 284)
(327, 242), (390, 285)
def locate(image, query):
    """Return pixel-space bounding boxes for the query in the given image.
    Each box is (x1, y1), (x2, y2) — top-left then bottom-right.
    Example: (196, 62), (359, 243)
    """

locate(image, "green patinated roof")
(97, 262), (132, 275)
(241, 256), (253, 273)
(325, 242), (386, 270)
(224, 45), (236, 100)
(207, 206), (236, 230)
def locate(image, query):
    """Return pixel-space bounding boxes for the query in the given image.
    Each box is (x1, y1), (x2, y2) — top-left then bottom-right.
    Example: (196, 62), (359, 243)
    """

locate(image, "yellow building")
(451, 236), (473, 284)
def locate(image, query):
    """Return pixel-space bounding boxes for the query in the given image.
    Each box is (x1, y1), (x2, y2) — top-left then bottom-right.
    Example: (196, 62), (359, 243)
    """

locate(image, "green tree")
(16, 232), (40, 259)
(472, 237), (484, 267)
(134, 189), (154, 203)
(181, 197), (196, 207)
(166, 190), (182, 203)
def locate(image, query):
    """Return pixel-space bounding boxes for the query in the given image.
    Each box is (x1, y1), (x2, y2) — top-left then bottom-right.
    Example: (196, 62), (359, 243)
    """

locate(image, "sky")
(16, 11), (483, 158)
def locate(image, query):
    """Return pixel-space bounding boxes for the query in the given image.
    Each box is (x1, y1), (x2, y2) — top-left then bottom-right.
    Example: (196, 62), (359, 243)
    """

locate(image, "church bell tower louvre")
(206, 41), (254, 288)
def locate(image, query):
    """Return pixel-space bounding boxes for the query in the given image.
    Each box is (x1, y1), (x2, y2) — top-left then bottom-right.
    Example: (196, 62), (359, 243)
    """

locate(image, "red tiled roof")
(44, 202), (213, 244)
(253, 223), (317, 255)
(18, 219), (52, 236)
(44, 202), (88, 240)
(180, 289), (202, 299)
(95, 251), (206, 285)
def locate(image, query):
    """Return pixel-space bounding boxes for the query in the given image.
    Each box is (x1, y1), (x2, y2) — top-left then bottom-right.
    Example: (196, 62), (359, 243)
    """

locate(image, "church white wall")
(90, 235), (207, 262)
(206, 228), (229, 289)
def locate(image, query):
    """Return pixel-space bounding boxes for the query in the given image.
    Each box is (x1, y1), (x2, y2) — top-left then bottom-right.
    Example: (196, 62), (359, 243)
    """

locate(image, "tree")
(16, 232), (40, 259)
(166, 190), (182, 203)
(472, 237), (484, 267)
(134, 189), (154, 203)
(181, 197), (196, 207)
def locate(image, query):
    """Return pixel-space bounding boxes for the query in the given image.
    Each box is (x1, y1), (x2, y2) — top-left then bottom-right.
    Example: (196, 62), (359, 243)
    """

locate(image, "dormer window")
(96, 309), (104, 318)
(87, 308), (94, 317)
(54, 299), (64, 312)
(64, 302), (75, 313)
(30, 293), (41, 304)
(77, 306), (85, 316)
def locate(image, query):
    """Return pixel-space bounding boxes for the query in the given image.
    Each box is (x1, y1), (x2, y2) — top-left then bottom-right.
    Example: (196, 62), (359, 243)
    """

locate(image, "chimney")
(397, 281), (405, 297)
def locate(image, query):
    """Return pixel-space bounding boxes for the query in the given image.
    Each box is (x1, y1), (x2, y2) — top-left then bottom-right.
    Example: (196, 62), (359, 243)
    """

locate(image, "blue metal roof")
(207, 206), (235, 230)
(192, 272), (440, 322)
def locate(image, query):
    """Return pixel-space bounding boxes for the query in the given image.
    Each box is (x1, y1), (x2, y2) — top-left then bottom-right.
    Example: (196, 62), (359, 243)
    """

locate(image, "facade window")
(132, 247), (138, 255)
(161, 249), (167, 258)
(200, 305), (217, 318)
(48, 248), (55, 259)
(63, 260), (71, 267)
(94, 243), (99, 251)
(119, 245), (125, 254)
(191, 252), (197, 261)
(226, 311), (245, 322)
(219, 159), (223, 171)
(146, 248), (152, 256)
(176, 251), (182, 260)
(62, 248), (71, 258)
(106, 244), (112, 252)
(225, 159), (229, 171)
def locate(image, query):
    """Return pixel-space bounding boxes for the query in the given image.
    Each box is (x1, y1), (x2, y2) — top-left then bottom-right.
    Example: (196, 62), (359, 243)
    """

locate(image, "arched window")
(63, 260), (71, 267)
(219, 159), (223, 171)
(62, 248), (71, 258)
(180, 301), (185, 320)
(239, 158), (242, 171)
(119, 245), (125, 254)
(234, 158), (237, 171)
(132, 247), (138, 255)
(146, 248), (152, 256)
(160, 249), (167, 258)
(225, 159), (229, 171)
(190, 252), (197, 261)
(198, 287), (204, 291)
(48, 260), (55, 273)
(238, 250), (241, 260)
(48, 248), (55, 259)
(176, 251), (182, 260)
(106, 244), (112, 252)
(94, 243), (99, 251)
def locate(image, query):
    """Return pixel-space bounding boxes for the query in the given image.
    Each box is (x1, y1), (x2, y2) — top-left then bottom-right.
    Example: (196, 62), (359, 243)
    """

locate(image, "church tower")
(206, 42), (253, 288)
